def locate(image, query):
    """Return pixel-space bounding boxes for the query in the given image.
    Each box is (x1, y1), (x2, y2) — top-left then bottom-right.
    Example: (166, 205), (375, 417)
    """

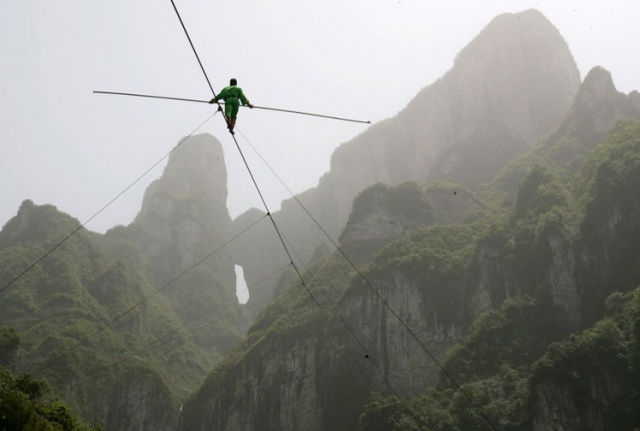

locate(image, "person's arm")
(239, 90), (248, 106)
(239, 89), (254, 108)
(208, 88), (225, 104)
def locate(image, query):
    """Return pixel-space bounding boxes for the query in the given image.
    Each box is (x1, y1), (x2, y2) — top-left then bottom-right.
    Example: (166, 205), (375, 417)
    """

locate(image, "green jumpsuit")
(213, 85), (250, 120)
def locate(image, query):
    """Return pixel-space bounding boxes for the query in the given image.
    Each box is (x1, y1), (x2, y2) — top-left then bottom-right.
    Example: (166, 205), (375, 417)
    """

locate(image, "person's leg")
(228, 99), (240, 133)
(224, 101), (236, 130)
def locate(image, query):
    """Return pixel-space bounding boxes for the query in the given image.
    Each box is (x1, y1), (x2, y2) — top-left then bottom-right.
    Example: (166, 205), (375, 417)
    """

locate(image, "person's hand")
(208, 98), (215, 104)
(248, 103), (254, 109)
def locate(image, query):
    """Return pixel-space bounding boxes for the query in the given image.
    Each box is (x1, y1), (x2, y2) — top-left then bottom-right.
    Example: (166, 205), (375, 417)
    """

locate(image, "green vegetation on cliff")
(356, 121), (640, 429)
(180, 114), (640, 431)
(0, 365), (103, 431)
(0, 190), (244, 429)
(0, 327), (102, 431)
(359, 287), (640, 430)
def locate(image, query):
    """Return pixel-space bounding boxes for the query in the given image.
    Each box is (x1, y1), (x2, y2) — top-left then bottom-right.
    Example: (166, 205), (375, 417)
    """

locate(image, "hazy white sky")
(1, 1), (638, 233)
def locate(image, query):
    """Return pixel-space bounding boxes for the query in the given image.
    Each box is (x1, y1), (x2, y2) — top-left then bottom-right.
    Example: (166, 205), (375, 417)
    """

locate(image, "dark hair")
(230, 78), (237, 86)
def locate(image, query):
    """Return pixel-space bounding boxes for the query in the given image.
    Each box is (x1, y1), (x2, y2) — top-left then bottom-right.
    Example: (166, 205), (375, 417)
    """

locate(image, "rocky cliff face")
(178, 17), (640, 421)
(338, 182), (434, 263)
(528, 302), (636, 431)
(181, 119), (640, 430)
(132, 134), (233, 284)
(406, 9), (579, 184)
(233, 9), (581, 316)
(0, 134), (250, 430)
(122, 133), (247, 350)
(3, 8), (636, 429)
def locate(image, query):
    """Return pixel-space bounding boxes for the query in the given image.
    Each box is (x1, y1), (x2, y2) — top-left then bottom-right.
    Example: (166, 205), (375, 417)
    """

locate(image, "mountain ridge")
(0, 133), (246, 430)
(177, 11), (640, 429)
(231, 8), (581, 317)
(2, 8), (640, 431)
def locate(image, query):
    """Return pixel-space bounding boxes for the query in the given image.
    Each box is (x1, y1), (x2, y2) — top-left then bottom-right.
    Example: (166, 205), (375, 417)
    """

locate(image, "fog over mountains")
(232, 9), (581, 316)
(1, 9), (640, 431)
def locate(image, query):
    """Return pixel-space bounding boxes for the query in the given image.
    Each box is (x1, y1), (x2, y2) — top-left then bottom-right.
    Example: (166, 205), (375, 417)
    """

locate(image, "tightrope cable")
(169, 0), (215, 96)
(166, 4), (384, 392)
(166, 4), (389, 398)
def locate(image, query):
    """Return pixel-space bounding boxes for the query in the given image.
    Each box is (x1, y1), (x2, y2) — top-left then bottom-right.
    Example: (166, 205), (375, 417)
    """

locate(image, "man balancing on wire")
(208, 78), (254, 134)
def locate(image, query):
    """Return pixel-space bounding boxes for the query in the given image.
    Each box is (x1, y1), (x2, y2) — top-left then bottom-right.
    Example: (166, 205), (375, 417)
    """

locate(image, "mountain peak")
(135, 133), (229, 225)
(572, 66), (640, 133)
(404, 8), (580, 185)
(0, 200), (80, 249)
(137, 133), (227, 219)
(455, 8), (575, 72)
(131, 134), (233, 275)
(582, 66), (615, 87)
(232, 9), (582, 316)
(575, 66), (617, 106)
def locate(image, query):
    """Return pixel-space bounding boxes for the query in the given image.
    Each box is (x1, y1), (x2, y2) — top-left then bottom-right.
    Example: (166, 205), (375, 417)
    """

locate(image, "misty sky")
(1, 1), (638, 234)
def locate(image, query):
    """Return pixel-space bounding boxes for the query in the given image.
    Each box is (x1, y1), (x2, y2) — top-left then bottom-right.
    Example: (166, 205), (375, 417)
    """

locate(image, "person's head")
(230, 78), (237, 86)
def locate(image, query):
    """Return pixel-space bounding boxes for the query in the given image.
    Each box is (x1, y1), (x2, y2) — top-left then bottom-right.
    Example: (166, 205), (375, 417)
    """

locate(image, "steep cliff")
(0, 133), (247, 430)
(530, 321), (629, 431)
(338, 182), (435, 263)
(2, 7), (637, 430)
(428, 121), (640, 429)
(130, 133), (233, 286)
(120, 133), (247, 352)
(182, 118), (640, 430)
(233, 8), (581, 316)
